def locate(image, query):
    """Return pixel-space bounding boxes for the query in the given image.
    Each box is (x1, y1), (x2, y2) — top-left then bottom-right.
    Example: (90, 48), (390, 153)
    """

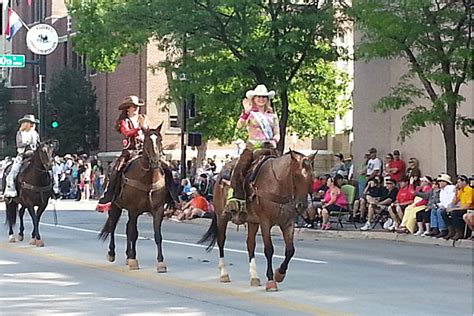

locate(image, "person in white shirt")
(429, 174), (456, 238)
(366, 147), (382, 182)
(3, 115), (41, 198)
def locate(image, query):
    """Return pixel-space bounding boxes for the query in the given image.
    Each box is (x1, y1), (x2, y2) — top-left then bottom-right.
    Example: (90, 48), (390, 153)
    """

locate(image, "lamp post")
(179, 34), (188, 180)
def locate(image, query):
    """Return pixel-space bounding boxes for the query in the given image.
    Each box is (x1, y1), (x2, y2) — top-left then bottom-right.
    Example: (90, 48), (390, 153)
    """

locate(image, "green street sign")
(0, 54), (26, 68)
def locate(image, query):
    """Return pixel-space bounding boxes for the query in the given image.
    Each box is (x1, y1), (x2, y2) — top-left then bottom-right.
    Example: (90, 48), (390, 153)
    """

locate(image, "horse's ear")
(308, 151), (318, 162)
(289, 149), (298, 160)
(156, 121), (164, 133)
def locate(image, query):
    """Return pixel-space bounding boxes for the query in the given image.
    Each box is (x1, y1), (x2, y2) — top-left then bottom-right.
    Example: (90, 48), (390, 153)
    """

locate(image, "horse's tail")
(98, 218), (111, 241)
(5, 202), (17, 227)
(198, 211), (218, 252)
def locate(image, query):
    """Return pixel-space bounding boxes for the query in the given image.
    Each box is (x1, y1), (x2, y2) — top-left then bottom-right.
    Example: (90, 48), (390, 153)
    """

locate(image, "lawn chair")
(330, 184), (357, 229)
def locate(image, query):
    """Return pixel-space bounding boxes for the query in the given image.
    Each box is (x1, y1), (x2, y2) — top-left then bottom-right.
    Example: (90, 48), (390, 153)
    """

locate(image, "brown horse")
(200, 150), (315, 291)
(99, 124), (170, 272)
(3, 140), (56, 246)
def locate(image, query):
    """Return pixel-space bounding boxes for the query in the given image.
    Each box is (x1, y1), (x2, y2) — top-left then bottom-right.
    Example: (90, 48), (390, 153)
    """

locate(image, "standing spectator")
(428, 174), (456, 238)
(346, 155), (354, 182)
(382, 153), (394, 179)
(329, 153), (346, 178)
(406, 157), (421, 187)
(356, 153), (369, 197)
(446, 175), (474, 240)
(93, 160), (104, 199)
(366, 147), (382, 182)
(81, 161), (92, 201)
(389, 150), (406, 183)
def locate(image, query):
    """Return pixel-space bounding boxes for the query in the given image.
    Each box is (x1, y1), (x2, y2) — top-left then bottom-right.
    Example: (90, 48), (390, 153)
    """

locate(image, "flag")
(5, 8), (23, 41)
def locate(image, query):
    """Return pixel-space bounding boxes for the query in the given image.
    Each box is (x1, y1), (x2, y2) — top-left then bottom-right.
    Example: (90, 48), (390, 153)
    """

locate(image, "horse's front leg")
(153, 206), (167, 273)
(247, 222), (260, 286)
(26, 206), (38, 246)
(274, 223), (295, 283)
(126, 213), (140, 270)
(260, 221), (277, 292)
(33, 204), (48, 247)
(18, 206), (26, 241)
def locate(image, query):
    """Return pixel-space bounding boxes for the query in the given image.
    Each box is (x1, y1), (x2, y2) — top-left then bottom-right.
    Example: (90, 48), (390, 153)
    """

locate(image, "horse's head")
(36, 139), (57, 170)
(289, 150), (317, 214)
(142, 123), (163, 169)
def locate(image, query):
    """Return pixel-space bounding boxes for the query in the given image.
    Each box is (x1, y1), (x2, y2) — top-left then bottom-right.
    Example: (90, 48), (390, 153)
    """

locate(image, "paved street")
(0, 201), (472, 315)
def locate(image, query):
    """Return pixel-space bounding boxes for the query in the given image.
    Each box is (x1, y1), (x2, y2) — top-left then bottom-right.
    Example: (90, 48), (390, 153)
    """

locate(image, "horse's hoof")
(220, 274), (231, 283)
(107, 254), (115, 262)
(274, 269), (286, 283)
(156, 262), (167, 273)
(127, 259), (139, 270)
(250, 278), (261, 287)
(29, 239), (36, 246)
(265, 280), (278, 292)
(8, 235), (16, 243)
(18, 235), (24, 242)
(35, 240), (45, 247)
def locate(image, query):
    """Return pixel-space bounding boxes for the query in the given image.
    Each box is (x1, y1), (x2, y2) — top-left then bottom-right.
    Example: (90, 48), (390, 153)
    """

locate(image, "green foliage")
(68, 0), (350, 147)
(349, 0), (473, 140)
(45, 69), (99, 155)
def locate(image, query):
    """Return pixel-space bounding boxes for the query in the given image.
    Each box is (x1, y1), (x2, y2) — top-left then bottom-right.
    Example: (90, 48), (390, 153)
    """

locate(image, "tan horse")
(200, 150), (315, 291)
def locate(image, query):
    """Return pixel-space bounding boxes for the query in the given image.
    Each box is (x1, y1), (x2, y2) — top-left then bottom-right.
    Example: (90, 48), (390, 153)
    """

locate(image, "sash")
(252, 112), (273, 140)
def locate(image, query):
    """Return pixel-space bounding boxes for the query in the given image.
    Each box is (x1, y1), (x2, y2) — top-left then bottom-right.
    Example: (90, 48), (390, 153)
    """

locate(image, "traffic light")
(50, 112), (60, 129)
(188, 132), (202, 147)
(51, 120), (59, 128)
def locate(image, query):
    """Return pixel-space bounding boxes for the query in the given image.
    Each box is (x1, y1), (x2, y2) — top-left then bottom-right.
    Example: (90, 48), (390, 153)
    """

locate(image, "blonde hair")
(19, 122), (32, 132)
(251, 97), (273, 113)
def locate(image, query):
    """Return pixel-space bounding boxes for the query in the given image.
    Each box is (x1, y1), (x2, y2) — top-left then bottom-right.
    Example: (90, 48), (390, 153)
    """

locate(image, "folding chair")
(339, 184), (357, 229)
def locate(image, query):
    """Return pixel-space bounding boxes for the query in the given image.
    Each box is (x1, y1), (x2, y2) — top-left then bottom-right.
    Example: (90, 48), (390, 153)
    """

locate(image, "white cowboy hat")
(118, 95), (145, 110)
(245, 84), (275, 100)
(18, 114), (40, 124)
(187, 187), (198, 195)
(437, 174), (452, 184)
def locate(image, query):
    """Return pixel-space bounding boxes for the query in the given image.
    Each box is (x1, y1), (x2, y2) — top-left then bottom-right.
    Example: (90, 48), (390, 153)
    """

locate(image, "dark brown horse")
(99, 124), (170, 272)
(3, 140), (56, 246)
(200, 150), (315, 291)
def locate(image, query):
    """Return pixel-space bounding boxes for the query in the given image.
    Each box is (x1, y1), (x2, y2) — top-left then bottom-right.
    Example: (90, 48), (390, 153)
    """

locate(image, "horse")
(99, 124), (170, 272)
(199, 150), (315, 291)
(3, 140), (56, 246)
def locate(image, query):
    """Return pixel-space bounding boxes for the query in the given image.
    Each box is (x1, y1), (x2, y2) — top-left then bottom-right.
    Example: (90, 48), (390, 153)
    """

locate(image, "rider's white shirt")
(16, 130), (40, 154)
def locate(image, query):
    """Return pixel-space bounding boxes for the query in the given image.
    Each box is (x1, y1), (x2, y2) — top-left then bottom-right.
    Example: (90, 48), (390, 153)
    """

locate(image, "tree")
(46, 69), (99, 155)
(0, 80), (16, 158)
(348, 0), (473, 177)
(68, 0), (350, 152)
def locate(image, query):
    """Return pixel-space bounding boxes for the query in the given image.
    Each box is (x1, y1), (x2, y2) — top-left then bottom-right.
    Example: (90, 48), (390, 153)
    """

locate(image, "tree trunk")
(442, 103), (457, 178)
(277, 88), (289, 153)
(196, 141), (208, 169)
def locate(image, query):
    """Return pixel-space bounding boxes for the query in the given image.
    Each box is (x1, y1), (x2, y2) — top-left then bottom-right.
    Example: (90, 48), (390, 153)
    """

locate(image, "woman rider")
(225, 84), (281, 214)
(96, 96), (179, 212)
(4, 114), (45, 198)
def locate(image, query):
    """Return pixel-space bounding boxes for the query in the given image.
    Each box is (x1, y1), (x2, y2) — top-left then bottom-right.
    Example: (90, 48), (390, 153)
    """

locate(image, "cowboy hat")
(437, 174), (452, 184)
(245, 84), (275, 100)
(18, 114), (40, 124)
(118, 95), (145, 110)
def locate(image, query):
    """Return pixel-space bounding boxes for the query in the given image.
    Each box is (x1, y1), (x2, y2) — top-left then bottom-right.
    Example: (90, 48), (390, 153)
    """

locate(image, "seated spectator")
(406, 157), (421, 187)
(397, 176), (432, 234)
(427, 174), (456, 238)
(301, 175), (330, 228)
(319, 174), (349, 230)
(329, 153), (346, 178)
(446, 175), (474, 240)
(386, 176), (414, 231)
(352, 175), (384, 223)
(360, 178), (398, 231)
(463, 212), (474, 240)
(177, 187), (211, 220)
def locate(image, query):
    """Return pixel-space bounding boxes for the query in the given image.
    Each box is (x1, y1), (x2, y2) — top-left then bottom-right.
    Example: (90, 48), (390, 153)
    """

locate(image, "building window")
(169, 102), (179, 128)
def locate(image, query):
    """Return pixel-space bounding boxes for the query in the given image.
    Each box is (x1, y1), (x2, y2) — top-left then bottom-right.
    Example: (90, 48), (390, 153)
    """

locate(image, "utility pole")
(179, 34), (188, 180)
(37, 0), (46, 138)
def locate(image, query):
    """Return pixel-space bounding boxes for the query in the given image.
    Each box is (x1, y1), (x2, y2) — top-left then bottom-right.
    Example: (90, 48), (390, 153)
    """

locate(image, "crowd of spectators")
(305, 147), (473, 241)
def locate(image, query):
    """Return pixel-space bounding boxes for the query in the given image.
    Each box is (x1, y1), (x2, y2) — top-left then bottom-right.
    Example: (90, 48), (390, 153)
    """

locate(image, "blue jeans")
(430, 207), (448, 230)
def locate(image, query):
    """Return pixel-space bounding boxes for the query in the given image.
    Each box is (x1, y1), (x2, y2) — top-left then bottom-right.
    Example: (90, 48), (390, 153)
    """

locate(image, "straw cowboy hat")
(118, 95), (145, 110)
(437, 174), (452, 184)
(245, 84), (275, 100)
(18, 114), (40, 124)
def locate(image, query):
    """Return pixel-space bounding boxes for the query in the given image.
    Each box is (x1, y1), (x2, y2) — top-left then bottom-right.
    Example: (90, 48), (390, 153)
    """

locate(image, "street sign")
(0, 54), (25, 68)
(26, 24), (59, 55)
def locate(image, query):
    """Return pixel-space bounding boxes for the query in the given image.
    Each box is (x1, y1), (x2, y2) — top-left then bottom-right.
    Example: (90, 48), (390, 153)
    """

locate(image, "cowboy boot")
(225, 149), (253, 215)
(96, 157), (126, 212)
(4, 157), (22, 198)
(443, 225), (456, 240)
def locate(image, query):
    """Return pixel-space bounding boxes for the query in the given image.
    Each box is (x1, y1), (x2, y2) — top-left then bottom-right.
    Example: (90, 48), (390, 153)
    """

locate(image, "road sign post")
(0, 54), (26, 68)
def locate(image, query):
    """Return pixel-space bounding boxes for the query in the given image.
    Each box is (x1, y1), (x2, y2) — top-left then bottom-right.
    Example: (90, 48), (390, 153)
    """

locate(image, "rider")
(4, 114), (41, 198)
(225, 84), (281, 214)
(96, 95), (179, 212)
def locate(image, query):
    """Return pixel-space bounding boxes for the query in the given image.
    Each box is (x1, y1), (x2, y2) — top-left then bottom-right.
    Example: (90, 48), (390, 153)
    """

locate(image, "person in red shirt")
(178, 187), (211, 220)
(387, 150), (405, 182)
(387, 176), (414, 230)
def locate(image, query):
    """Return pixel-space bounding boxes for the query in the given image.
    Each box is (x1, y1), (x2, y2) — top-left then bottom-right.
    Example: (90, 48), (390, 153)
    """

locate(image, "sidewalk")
(1, 199), (472, 249)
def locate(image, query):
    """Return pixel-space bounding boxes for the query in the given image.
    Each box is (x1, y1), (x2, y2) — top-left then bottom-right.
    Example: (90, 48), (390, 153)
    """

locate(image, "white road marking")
(40, 223), (327, 264)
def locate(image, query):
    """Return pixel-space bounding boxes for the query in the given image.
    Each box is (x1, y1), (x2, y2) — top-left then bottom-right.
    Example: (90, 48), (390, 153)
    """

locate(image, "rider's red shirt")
(119, 118), (143, 150)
